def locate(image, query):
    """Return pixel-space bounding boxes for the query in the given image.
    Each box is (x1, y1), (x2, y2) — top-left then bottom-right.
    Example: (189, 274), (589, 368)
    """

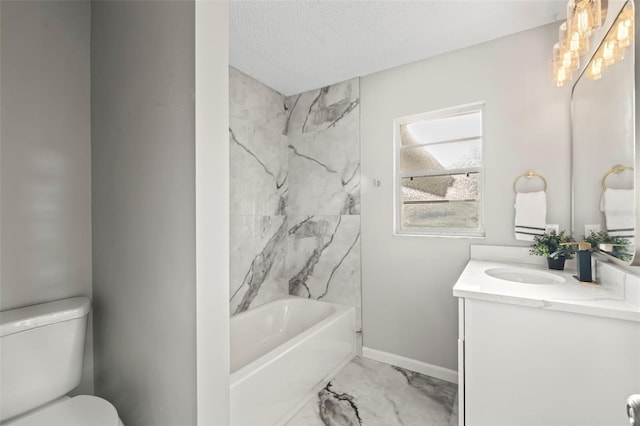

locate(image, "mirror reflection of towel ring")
(601, 165), (634, 190)
(513, 171), (547, 193)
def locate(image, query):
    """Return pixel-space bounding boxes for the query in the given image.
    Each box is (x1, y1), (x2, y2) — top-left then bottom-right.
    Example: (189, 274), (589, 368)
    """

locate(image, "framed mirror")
(571, 0), (638, 264)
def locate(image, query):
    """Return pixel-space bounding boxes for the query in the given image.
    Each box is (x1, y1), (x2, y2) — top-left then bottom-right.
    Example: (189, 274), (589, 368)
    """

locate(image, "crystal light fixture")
(553, 0), (604, 86)
(561, 22), (590, 55)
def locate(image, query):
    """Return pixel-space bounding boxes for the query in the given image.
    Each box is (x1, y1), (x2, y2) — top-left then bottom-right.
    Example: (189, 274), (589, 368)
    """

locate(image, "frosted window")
(394, 104), (485, 237)
(400, 111), (482, 146)
(399, 138), (482, 173)
(401, 174), (480, 229)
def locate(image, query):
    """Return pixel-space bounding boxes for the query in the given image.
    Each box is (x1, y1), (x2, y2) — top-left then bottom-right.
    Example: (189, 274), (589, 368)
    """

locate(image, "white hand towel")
(514, 191), (547, 241)
(600, 188), (634, 241)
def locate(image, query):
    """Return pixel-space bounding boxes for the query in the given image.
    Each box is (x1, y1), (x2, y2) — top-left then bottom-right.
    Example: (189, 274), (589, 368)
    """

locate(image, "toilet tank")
(0, 297), (91, 422)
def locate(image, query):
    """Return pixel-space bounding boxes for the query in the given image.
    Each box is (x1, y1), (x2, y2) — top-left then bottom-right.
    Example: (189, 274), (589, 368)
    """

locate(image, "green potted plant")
(530, 230), (575, 270)
(584, 230), (631, 261)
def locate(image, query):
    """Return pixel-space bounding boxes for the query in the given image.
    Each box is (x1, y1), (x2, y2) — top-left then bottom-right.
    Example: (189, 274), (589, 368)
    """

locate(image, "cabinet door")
(464, 298), (640, 426)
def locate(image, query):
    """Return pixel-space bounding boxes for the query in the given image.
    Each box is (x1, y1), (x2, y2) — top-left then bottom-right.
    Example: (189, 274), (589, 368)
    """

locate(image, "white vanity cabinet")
(454, 252), (640, 426)
(458, 297), (639, 426)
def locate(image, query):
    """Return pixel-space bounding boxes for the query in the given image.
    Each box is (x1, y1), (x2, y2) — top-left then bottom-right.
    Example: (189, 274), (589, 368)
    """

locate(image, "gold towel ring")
(601, 164), (633, 190)
(513, 171), (547, 193)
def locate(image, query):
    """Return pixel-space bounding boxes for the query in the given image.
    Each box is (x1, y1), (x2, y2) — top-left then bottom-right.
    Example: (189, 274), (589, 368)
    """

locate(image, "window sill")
(393, 230), (486, 239)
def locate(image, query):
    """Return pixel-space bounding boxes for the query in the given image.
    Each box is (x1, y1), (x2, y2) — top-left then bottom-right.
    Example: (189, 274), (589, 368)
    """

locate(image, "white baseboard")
(362, 346), (458, 384)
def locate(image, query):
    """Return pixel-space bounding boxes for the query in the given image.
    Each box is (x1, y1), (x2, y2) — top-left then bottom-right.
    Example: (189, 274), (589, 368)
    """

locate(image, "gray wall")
(0, 0), (93, 393)
(361, 22), (571, 371)
(91, 2), (197, 425)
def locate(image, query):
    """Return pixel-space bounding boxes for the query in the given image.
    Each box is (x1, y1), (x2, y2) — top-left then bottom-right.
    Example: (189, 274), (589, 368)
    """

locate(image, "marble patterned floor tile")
(449, 393), (459, 426)
(286, 357), (458, 426)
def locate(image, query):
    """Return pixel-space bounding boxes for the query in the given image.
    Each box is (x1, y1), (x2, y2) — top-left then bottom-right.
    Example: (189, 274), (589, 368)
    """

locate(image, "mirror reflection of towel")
(514, 191), (546, 241)
(600, 188), (634, 242)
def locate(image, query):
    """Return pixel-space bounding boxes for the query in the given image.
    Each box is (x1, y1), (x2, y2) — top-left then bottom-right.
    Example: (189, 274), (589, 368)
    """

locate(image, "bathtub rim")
(230, 296), (355, 386)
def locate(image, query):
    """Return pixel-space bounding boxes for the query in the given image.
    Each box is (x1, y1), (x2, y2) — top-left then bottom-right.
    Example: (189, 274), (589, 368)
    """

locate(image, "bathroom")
(1, 0), (638, 425)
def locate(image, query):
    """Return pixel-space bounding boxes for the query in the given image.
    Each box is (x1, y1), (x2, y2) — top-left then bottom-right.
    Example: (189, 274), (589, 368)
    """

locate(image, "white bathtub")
(230, 296), (356, 426)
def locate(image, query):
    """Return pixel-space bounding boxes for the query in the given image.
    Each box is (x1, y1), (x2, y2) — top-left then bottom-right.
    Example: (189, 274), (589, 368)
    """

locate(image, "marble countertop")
(453, 258), (640, 322)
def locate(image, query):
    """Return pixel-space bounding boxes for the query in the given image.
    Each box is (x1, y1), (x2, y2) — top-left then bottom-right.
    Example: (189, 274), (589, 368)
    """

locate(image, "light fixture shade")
(601, 38), (619, 65)
(551, 0), (608, 87)
(568, 0), (594, 36)
(616, 12), (634, 48)
(560, 22), (590, 55)
(616, 20), (630, 43)
(586, 56), (603, 80)
(566, 0), (577, 31)
(553, 64), (570, 86)
(591, 0), (604, 29)
(554, 41), (579, 73)
(552, 44), (573, 86)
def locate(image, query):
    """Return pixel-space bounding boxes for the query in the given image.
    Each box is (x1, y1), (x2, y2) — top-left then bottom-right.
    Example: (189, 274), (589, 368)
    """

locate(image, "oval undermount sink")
(484, 267), (565, 285)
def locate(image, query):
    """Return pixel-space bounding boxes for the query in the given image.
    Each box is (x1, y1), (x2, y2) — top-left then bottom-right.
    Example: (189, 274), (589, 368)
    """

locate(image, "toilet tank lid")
(0, 297), (91, 337)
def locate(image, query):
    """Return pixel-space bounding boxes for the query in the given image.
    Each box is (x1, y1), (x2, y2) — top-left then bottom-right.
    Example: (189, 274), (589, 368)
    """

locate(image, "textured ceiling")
(230, 0), (566, 96)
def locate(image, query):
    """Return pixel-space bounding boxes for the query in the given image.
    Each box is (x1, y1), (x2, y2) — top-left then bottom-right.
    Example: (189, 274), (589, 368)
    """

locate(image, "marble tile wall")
(285, 79), (360, 216)
(229, 67), (289, 315)
(284, 79), (361, 335)
(229, 68), (361, 335)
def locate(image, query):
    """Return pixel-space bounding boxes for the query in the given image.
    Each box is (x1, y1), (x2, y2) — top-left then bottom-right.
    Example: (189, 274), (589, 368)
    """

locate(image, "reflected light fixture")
(585, 2), (634, 80)
(552, 0), (604, 86)
(585, 56), (604, 79)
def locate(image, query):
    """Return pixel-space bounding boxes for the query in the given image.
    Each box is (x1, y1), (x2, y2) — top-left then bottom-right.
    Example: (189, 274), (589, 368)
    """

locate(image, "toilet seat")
(6, 395), (120, 426)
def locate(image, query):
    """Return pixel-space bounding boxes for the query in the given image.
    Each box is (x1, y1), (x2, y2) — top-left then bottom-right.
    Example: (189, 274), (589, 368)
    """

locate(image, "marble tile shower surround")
(229, 215), (288, 315)
(229, 68), (361, 324)
(230, 67), (288, 216)
(285, 79), (361, 216)
(287, 215), (361, 308)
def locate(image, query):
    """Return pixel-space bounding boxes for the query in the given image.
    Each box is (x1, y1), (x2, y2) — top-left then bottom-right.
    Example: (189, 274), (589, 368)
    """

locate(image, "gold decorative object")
(601, 164), (634, 190)
(513, 171), (548, 193)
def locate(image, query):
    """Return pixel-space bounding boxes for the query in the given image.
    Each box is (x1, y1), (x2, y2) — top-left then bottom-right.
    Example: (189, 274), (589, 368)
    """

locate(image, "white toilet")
(0, 297), (123, 425)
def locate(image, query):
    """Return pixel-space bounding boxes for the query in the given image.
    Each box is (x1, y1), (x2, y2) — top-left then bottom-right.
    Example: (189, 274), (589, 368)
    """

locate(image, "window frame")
(393, 102), (486, 238)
